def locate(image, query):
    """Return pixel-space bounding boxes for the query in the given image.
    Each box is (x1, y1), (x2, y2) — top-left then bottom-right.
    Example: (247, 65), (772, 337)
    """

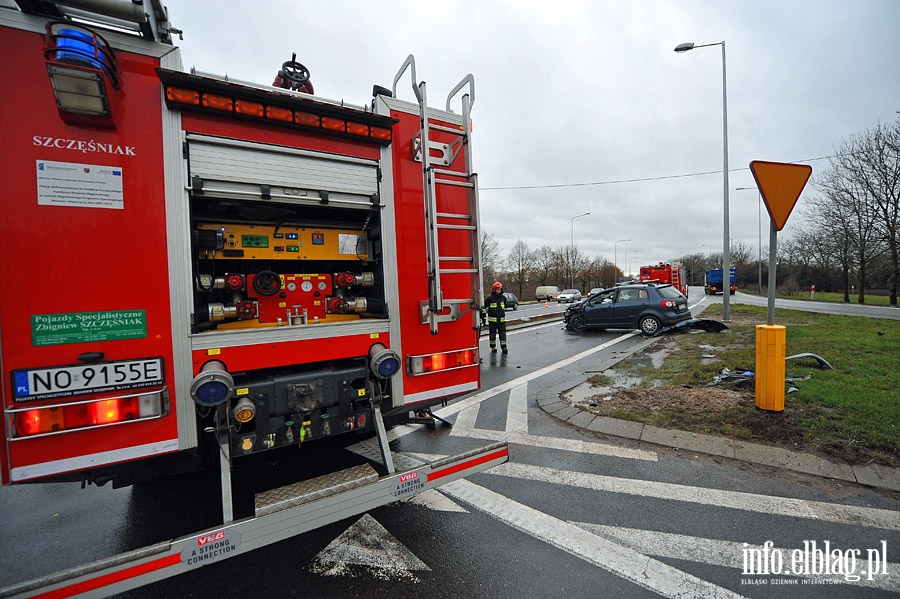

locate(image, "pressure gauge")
(287, 282), (297, 291)
(318, 281), (327, 290)
(301, 281), (313, 292)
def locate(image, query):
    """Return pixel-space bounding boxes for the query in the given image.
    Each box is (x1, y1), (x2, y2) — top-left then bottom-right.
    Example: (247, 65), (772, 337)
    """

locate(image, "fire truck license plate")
(12, 358), (164, 401)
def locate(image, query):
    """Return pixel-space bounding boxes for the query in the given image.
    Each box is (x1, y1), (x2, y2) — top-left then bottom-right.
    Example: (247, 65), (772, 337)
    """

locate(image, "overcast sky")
(169, 0), (899, 275)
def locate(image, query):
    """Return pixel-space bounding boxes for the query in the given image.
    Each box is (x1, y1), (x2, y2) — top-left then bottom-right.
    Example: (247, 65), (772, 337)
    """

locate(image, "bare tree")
(677, 252), (708, 287)
(587, 256), (614, 289)
(532, 245), (556, 286)
(480, 231), (502, 291)
(838, 120), (900, 304)
(505, 239), (536, 298)
(550, 246), (567, 287)
(814, 159), (885, 303)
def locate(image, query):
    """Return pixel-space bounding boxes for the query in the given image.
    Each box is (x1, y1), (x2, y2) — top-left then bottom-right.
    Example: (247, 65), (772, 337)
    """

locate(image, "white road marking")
(490, 462), (900, 531)
(505, 382), (528, 434)
(441, 478), (744, 599)
(503, 319), (563, 335)
(310, 513), (431, 581)
(434, 331), (641, 421)
(405, 488), (468, 513)
(575, 523), (900, 592)
(443, 374), (657, 461)
(451, 426), (657, 461)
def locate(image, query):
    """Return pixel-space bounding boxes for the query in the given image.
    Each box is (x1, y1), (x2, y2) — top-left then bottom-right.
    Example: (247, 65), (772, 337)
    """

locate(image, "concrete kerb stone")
(586, 416), (643, 440)
(854, 463), (900, 492)
(641, 426), (735, 459)
(543, 378), (900, 493)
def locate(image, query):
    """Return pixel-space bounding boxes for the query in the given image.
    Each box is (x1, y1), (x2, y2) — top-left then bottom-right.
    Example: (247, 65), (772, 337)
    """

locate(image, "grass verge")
(593, 304), (899, 466)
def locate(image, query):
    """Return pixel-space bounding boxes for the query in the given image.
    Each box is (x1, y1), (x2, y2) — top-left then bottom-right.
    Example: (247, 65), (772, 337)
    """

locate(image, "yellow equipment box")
(197, 223), (368, 261)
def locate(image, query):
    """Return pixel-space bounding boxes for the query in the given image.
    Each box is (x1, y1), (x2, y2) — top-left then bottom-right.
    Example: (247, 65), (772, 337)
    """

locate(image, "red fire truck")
(639, 262), (688, 297)
(1, 2), (507, 595)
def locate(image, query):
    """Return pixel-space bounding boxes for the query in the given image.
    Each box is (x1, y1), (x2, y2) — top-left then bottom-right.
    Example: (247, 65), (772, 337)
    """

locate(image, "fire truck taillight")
(10, 390), (166, 439)
(407, 348), (478, 376)
(190, 360), (234, 407)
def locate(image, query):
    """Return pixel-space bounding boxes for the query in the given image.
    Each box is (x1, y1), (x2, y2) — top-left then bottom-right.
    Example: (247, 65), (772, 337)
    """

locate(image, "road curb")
(537, 381), (900, 493)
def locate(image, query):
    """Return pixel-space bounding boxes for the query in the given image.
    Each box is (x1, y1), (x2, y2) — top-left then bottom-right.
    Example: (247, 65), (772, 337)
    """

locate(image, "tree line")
(482, 116), (900, 305)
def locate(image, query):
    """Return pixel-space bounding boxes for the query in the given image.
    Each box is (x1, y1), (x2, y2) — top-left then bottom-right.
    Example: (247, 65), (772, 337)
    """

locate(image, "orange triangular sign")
(749, 160), (813, 231)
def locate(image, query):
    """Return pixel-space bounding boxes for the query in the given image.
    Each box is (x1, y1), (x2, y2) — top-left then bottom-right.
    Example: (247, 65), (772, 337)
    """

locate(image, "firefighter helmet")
(492, 282), (503, 290)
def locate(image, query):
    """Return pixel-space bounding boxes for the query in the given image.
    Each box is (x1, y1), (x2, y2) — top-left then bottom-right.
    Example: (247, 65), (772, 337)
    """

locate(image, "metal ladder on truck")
(393, 56), (484, 334)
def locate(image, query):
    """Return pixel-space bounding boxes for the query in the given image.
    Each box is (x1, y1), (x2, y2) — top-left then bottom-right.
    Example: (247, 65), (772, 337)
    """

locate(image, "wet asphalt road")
(1, 290), (898, 598)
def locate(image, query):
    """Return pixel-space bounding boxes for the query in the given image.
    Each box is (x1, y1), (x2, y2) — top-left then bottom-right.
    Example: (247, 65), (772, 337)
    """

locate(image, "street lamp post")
(614, 239), (630, 286)
(625, 250), (637, 281)
(570, 212), (589, 289)
(675, 40), (730, 321)
(736, 186), (763, 293)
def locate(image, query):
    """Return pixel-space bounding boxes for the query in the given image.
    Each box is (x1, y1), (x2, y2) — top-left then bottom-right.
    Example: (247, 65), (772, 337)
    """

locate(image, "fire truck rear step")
(0, 442), (508, 599)
(255, 463), (378, 516)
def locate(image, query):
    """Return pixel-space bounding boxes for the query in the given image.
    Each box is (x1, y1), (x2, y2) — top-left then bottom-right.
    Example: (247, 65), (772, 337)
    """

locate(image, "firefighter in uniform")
(483, 282), (508, 354)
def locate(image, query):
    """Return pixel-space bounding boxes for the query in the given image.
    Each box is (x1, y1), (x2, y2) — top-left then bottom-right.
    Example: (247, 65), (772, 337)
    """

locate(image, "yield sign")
(749, 160), (813, 231)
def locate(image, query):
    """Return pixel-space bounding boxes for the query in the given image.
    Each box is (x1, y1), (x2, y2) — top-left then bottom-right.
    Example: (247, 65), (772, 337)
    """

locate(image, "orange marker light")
(166, 86), (200, 105)
(234, 100), (264, 117)
(266, 106), (293, 122)
(202, 93), (233, 111)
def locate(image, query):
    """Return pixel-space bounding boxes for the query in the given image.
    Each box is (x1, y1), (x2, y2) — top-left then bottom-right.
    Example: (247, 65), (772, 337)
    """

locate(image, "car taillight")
(660, 300), (678, 308)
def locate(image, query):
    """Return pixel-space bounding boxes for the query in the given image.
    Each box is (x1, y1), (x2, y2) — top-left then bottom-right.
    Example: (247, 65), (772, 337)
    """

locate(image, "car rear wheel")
(639, 315), (661, 336)
(567, 315), (586, 332)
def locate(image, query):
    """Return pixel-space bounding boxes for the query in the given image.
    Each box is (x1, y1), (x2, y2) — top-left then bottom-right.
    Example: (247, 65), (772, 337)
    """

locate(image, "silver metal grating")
(255, 463), (378, 516)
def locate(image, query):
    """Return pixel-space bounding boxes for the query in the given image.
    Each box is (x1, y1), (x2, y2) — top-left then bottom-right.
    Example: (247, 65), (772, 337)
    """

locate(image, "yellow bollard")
(755, 325), (785, 411)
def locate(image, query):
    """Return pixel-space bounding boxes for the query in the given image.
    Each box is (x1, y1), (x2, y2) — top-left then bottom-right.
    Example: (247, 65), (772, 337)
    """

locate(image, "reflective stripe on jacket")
(483, 293), (506, 323)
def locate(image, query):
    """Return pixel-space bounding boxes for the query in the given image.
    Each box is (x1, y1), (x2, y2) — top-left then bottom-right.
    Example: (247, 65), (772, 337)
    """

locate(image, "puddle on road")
(566, 341), (670, 404)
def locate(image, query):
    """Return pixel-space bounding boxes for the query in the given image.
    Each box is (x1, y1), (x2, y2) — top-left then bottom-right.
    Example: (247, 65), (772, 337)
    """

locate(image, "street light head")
(674, 42), (695, 53)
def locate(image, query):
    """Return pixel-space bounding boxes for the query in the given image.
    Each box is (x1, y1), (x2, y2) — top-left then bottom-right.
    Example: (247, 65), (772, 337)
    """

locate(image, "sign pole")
(756, 217), (785, 411)
(749, 160), (812, 413)
(766, 218), (777, 325)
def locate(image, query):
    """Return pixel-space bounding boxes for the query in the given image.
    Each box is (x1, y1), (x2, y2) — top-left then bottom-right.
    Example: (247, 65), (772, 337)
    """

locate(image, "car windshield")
(655, 285), (682, 299)
(562, 289), (578, 294)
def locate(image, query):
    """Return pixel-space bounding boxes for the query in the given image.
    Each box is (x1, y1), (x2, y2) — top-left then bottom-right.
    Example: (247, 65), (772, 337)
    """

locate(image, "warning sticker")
(390, 470), (425, 498)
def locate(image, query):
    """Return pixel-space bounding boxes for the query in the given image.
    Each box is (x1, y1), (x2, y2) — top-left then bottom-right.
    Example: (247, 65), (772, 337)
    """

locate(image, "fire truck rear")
(1, 2), (507, 594)
(639, 262), (688, 297)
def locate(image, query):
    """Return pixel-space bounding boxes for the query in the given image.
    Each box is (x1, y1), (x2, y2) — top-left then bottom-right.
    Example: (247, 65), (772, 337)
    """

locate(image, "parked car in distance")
(588, 288), (603, 296)
(535, 285), (561, 301)
(557, 289), (582, 303)
(503, 292), (519, 310)
(563, 283), (691, 335)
